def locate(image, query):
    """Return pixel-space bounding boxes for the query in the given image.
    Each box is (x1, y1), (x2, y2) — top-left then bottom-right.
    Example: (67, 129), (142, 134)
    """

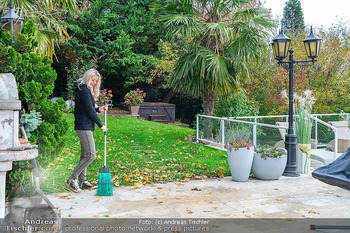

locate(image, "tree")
(0, 0), (78, 57)
(54, 0), (161, 101)
(281, 0), (305, 35)
(151, 0), (275, 118)
(243, 24), (350, 116)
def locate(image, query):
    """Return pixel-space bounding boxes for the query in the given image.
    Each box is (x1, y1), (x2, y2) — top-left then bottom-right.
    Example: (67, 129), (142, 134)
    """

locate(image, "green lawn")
(43, 113), (229, 192)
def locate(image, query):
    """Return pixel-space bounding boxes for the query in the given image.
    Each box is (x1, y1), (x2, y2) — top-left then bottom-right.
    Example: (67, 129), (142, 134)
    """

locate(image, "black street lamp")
(0, 0), (24, 43)
(272, 27), (322, 177)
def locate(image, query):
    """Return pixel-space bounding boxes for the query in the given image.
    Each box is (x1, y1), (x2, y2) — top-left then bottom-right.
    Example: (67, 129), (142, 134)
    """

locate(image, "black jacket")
(72, 81), (103, 131)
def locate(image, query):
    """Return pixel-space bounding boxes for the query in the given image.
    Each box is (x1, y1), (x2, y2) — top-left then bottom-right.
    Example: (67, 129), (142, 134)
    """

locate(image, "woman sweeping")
(66, 69), (108, 193)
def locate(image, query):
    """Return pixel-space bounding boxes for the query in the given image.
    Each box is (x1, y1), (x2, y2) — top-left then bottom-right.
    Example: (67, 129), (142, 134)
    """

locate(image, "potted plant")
(252, 145), (287, 180)
(226, 125), (254, 182)
(97, 89), (113, 107)
(294, 90), (315, 173)
(124, 89), (146, 116)
(281, 89), (316, 173)
(298, 145), (311, 174)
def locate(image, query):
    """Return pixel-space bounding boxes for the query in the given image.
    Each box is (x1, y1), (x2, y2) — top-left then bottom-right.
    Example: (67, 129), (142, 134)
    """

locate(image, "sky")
(262, 0), (350, 29)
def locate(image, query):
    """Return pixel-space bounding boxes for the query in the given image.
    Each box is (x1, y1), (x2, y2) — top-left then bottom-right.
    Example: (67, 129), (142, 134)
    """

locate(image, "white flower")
(281, 89), (288, 99)
(303, 89), (313, 99)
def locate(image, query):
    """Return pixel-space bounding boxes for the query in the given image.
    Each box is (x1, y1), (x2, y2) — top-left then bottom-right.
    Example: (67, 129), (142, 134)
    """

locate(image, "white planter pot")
(252, 153), (287, 180)
(297, 143), (311, 174)
(227, 146), (254, 182)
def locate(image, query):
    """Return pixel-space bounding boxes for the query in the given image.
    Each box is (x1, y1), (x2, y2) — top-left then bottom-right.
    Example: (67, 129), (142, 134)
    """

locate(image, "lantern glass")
(272, 30), (291, 60)
(0, 0), (24, 43)
(2, 20), (23, 41)
(303, 27), (322, 59)
(272, 42), (277, 60)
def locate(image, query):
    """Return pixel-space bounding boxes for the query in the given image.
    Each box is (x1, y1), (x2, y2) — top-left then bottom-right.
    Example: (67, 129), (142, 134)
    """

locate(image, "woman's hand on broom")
(101, 125), (108, 132)
(99, 105), (108, 112)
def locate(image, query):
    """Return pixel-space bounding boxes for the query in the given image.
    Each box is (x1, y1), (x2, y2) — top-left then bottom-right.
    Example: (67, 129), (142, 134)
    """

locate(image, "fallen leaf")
(191, 188), (202, 191)
(59, 195), (69, 199)
(175, 182), (185, 186)
(157, 187), (163, 190)
(277, 198), (283, 201)
(133, 183), (142, 189)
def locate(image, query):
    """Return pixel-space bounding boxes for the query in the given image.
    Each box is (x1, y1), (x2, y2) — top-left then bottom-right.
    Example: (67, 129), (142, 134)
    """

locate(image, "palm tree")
(0, 0), (78, 57)
(151, 0), (275, 117)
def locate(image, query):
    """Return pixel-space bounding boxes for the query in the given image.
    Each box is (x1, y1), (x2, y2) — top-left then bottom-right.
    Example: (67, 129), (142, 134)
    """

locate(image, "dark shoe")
(66, 179), (82, 193)
(80, 181), (97, 189)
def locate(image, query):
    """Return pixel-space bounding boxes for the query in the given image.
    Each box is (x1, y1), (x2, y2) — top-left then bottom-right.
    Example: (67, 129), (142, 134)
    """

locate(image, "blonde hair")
(79, 69), (101, 100)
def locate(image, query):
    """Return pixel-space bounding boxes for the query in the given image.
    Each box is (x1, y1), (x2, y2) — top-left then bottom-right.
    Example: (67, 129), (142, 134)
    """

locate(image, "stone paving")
(46, 174), (349, 219)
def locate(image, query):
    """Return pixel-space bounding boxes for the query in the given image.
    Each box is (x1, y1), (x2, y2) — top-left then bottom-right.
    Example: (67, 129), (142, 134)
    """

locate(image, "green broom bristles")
(96, 167), (113, 196)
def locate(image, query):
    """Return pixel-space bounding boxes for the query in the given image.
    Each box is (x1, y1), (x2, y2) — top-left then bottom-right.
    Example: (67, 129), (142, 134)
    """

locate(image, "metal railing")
(196, 113), (350, 160)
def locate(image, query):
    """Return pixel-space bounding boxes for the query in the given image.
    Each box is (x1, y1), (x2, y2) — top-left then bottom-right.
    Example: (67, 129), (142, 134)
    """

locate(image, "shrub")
(214, 90), (259, 117)
(0, 20), (68, 198)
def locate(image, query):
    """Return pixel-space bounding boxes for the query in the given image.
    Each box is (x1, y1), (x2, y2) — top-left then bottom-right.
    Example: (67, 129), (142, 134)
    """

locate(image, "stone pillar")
(0, 162), (12, 218)
(0, 73), (38, 218)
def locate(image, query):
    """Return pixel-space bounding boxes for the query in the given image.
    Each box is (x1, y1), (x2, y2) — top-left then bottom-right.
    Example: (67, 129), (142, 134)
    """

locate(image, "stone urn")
(128, 105), (140, 116)
(252, 148), (287, 180)
(227, 146), (254, 182)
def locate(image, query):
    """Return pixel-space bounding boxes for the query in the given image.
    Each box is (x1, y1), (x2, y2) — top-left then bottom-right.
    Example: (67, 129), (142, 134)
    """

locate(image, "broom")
(96, 105), (113, 196)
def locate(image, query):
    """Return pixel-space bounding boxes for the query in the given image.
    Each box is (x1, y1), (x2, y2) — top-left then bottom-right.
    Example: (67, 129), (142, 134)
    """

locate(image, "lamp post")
(0, 0), (24, 43)
(272, 27), (322, 177)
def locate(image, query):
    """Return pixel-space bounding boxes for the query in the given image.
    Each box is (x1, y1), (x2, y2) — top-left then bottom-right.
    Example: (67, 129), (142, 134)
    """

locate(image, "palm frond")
(154, 0), (274, 101)
(159, 13), (200, 39)
(1, 0), (77, 57)
(170, 46), (239, 96)
(34, 28), (55, 57)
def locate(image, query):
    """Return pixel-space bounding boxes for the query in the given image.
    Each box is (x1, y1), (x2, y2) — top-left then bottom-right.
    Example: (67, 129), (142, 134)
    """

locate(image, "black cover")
(312, 147), (350, 191)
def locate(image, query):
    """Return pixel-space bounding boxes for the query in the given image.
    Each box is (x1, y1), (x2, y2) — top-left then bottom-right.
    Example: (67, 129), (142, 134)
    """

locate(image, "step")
(151, 119), (170, 124)
(149, 115), (167, 120)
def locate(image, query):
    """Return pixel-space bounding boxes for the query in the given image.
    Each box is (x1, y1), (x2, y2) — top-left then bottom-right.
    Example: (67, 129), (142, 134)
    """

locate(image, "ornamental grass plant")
(282, 89), (316, 144)
(226, 122), (254, 151)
